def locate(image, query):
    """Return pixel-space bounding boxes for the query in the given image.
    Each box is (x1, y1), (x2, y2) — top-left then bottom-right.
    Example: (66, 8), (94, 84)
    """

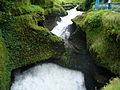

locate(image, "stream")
(51, 7), (83, 40)
(11, 7), (87, 90)
(10, 6), (116, 90)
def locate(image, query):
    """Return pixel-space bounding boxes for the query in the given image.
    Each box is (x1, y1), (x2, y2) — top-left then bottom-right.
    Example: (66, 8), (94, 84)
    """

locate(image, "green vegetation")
(54, 0), (83, 10)
(73, 10), (120, 90)
(77, 0), (95, 11)
(0, 0), (67, 90)
(102, 78), (120, 90)
(73, 10), (120, 75)
(112, 0), (120, 2)
(55, 0), (82, 4)
(1, 0), (119, 90)
(1, 14), (64, 70)
(45, 4), (67, 16)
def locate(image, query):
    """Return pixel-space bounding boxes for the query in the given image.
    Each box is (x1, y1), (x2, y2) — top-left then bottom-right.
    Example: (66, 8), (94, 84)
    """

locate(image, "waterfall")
(51, 7), (83, 40)
(11, 63), (86, 90)
(11, 7), (86, 90)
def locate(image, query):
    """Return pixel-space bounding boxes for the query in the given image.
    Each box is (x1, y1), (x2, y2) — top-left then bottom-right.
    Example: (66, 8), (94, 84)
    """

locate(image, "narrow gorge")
(0, 0), (120, 90)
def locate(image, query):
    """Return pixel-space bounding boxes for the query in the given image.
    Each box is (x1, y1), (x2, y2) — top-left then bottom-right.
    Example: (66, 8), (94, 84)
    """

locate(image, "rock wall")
(72, 10), (120, 90)
(72, 10), (120, 76)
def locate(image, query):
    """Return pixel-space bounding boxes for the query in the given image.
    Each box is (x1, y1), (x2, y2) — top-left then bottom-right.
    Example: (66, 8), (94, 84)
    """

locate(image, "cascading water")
(51, 6), (83, 40)
(11, 63), (86, 90)
(11, 7), (86, 90)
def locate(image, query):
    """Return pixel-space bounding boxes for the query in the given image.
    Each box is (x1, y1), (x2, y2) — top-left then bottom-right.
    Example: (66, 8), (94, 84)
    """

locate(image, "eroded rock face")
(0, 0), (65, 90)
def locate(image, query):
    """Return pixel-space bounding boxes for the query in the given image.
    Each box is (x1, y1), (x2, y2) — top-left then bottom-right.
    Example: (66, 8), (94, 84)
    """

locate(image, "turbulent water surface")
(11, 7), (86, 90)
(11, 63), (86, 90)
(51, 7), (83, 39)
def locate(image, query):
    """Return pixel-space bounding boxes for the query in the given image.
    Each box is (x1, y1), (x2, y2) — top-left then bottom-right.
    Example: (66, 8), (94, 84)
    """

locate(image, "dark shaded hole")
(38, 21), (43, 26)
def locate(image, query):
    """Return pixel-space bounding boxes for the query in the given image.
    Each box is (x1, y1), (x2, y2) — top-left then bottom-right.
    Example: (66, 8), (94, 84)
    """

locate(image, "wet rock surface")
(44, 15), (61, 30)
(44, 8), (116, 90)
(66, 26), (116, 90)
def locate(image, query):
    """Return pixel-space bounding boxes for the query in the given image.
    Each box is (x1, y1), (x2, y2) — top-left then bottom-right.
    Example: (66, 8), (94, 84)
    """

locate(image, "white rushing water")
(11, 7), (86, 90)
(51, 7), (83, 39)
(11, 63), (86, 90)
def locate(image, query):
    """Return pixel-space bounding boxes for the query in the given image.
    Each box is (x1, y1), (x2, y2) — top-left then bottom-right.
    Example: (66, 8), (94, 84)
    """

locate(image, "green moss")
(76, 0), (95, 11)
(0, 13), (64, 90)
(1, 14), (64, 70)
(0, 0), (66, 90)
(0, 0), (45, 18)
(73, 10), (120, 75)
(0, 30), (11, 90)
(62, 3), (76, 10)
(45, 3), (67, 16)
(112, 0), (120, 2)
(54, 0), (82, 4)
(31, 0), (54, 8)
(102, 78), (120, 90)
(12, 4), (44, 16)
(55, 52), (72, 67)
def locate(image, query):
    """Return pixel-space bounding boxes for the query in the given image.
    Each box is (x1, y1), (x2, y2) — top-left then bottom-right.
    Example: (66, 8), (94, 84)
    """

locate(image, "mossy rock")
(102, 78), (120, 90)
(72, 10), (120, 75)
(0, 30), (11, 90)
(45, 4), (67, 16)
(0, 0), (68, 90)
(0, 1), (65, 90)
(0, 14), (64, 90)
(62, 3), (76, 10)
(31, 0), (54, 8)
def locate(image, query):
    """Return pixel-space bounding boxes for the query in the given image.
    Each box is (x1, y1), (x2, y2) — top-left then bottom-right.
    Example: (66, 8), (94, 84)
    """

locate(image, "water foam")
(51, 7), (83, 39)
(11, 63), (86, 90)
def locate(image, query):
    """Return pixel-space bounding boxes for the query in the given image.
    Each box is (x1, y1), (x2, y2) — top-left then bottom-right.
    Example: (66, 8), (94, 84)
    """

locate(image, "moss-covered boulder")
(2, 14), (64, 69)
(76, 0), (95, 11)
(0, 0), (65, 90)
(62, 3), (76, 10)
(72, 10), (120, 90)
(72, 10), (120, 76)
(0, 15), (64, 90)
(0, 30), (11, 90)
